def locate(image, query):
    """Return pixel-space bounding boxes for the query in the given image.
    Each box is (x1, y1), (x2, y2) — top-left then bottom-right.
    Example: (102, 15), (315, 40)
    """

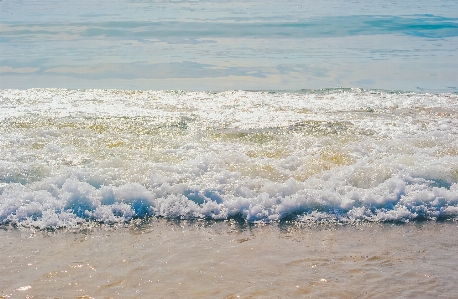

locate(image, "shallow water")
(1, 220), (457, 298)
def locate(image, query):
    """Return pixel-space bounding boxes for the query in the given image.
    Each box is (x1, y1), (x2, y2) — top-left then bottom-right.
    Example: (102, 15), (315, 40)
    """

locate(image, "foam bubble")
(1, 89), (457, 228)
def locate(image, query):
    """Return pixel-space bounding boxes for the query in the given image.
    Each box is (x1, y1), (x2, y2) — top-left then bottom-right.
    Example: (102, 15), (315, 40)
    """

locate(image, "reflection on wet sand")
(1, 220), (457, 298)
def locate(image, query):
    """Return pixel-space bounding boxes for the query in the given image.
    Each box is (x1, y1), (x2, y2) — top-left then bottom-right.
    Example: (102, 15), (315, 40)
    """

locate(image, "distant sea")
(1, 0), (457, 92)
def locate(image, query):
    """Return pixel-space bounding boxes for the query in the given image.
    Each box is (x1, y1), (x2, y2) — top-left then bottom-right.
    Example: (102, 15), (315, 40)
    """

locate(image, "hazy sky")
(1, 0), (457, 92)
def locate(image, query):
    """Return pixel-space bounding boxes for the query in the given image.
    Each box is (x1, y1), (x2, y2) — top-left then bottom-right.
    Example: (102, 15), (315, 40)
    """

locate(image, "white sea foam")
(1, 89), (457, 228)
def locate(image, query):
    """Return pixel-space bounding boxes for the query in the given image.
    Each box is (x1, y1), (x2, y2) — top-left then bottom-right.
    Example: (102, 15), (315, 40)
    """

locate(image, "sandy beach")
(1, 220), (457, 298)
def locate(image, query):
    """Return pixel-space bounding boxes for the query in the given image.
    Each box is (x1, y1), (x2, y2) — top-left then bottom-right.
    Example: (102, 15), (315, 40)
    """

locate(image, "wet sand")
(1, 220), (457, 298)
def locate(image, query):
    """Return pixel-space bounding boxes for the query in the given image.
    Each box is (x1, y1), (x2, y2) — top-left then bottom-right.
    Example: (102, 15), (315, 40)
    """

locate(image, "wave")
(1, 88), (457, 228)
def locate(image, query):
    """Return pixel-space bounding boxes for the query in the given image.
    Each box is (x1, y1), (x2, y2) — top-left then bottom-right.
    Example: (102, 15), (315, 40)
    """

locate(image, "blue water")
(1, 0), (457, 92)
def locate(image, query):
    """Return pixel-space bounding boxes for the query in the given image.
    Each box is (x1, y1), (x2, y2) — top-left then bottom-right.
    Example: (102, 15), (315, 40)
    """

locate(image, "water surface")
(1, 0), (457, 92)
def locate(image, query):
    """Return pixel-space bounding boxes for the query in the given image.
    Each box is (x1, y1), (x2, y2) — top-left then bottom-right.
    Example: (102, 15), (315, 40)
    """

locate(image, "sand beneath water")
(1, 220), (457, 298)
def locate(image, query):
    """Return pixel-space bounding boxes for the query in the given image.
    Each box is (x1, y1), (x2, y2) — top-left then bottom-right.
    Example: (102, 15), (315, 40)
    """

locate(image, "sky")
(1, 0), (457, 92)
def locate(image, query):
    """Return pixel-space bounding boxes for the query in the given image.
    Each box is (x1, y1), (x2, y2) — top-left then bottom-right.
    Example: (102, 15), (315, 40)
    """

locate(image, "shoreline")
(1, 220), (457, 298)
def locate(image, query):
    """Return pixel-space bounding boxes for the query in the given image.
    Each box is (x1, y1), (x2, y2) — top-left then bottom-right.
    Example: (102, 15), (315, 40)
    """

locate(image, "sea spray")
(1, 89), (458, 228)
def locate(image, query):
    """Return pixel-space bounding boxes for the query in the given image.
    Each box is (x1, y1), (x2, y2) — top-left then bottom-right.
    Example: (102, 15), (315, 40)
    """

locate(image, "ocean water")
(1, 1), (458, 298)
(1, 0), (458, 92)
(1, 88), (457, 228)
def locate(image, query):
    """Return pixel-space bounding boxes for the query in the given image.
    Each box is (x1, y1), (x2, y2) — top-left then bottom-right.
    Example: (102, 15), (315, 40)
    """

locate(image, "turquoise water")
(1, 0), (457, 92)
